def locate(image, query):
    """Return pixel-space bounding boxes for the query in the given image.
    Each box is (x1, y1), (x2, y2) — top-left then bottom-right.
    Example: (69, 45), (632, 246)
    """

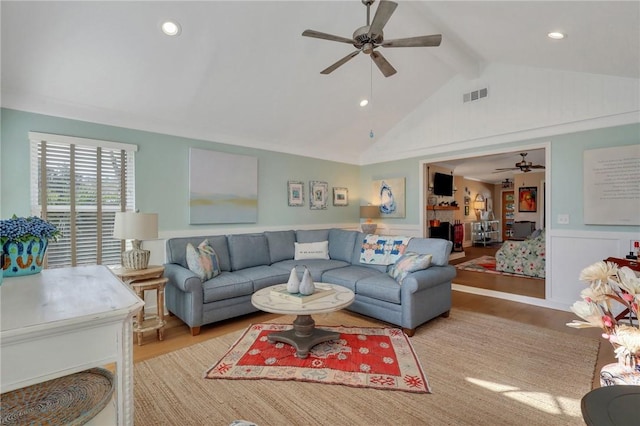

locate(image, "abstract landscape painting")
(189, 148), (258, 224)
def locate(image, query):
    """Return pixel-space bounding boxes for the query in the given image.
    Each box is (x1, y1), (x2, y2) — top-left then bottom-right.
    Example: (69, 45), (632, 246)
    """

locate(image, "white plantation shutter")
(29, 132), (137, 268)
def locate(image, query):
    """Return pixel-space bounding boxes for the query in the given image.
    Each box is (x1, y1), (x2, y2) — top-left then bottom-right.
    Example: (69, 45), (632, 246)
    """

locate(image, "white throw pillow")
(294, 241), (329, 260)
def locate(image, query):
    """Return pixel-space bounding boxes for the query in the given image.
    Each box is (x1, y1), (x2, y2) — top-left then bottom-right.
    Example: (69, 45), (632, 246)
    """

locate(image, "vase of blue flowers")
(1, 215), (60, 278)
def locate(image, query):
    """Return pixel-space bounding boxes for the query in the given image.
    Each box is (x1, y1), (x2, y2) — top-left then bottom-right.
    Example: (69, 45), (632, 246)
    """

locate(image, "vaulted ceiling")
(2, 1), (638, 178)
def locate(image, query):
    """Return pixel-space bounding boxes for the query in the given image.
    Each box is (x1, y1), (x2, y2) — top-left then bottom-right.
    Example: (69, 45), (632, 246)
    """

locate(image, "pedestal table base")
(266, 314), (339, 358)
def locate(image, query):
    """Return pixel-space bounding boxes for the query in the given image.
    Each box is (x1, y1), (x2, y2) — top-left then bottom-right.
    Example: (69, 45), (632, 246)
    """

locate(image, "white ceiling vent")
(463, 87), (488, 103)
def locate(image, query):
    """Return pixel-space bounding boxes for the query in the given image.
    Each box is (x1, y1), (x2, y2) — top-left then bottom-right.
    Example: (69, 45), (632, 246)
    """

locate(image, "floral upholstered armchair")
(495, 229), (545, 278)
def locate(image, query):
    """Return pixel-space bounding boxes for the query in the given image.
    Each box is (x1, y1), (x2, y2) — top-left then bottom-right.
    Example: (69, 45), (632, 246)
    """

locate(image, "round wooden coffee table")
(251, 283), (354, 358)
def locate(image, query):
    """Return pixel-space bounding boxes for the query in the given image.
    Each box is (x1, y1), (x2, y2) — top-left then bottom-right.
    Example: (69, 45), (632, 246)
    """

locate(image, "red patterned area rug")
(455, 255), (523, 277)
(205, 323), (430, 393)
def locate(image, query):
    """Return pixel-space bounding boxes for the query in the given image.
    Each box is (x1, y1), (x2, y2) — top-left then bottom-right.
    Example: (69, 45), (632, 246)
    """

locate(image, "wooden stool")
(130, 277), (167, 345)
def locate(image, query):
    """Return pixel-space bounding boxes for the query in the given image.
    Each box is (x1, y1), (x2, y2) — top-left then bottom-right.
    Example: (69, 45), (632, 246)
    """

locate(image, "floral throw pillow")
(186, 239), (221, 282)
(388, 252), (433, 284)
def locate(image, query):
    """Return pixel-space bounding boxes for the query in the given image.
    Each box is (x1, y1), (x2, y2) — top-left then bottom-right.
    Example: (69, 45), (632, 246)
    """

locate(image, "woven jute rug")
(134, 309), (598, 425)
(205, 323), (429, 393)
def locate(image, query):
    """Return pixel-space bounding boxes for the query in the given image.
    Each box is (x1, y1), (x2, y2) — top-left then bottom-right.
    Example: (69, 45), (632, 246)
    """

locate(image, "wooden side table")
(111, 265), (167, 345)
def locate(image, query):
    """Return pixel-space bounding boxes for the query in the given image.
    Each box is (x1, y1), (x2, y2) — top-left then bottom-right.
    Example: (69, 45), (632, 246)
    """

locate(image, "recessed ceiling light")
(161, 20), (181, 36)
(360, 99), (369, 107)
(547, 32), (565, 40)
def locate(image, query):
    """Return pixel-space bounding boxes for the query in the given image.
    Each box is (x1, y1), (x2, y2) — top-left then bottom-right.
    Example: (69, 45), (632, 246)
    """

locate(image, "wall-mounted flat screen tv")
(433, 172), (453, 196)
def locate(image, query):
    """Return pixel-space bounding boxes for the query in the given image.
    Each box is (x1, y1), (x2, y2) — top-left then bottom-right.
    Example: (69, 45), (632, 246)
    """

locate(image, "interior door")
(502, 191), (514, 240)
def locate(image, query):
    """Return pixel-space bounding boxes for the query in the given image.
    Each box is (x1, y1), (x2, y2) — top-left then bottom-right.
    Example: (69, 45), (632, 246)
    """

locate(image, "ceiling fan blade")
(370, 51), (397, 77)
(382, 34), (442, 48)
(530, 165), (545, 169)
(368, 0), (397, 37)
(320, 50), (361, 75)
(302, 29), (354, 45)
(494, 167), (518, 171)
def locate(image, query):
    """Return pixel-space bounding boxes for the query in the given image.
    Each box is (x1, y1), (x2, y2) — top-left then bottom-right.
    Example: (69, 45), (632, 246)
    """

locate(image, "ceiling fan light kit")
(302, 0), (442, 77)
(494, 152), (545, 173)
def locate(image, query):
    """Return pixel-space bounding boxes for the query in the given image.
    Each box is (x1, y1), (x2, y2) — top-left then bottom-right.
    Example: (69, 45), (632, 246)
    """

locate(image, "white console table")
(1, 265), (144, 425)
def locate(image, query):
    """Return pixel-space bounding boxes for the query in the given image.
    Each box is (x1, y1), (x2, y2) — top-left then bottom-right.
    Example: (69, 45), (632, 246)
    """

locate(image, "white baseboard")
(452, 283), (570, 312)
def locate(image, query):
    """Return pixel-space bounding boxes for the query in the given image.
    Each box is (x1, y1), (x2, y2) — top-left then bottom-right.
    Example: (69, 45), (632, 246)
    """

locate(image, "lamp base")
(121, 248), (150, 270)
(361, 223), (377, 235)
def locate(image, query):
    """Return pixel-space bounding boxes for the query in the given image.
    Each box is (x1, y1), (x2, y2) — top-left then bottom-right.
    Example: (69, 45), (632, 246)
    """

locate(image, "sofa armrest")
(401, 265), (457, 294)
(163, 263), (203, 293)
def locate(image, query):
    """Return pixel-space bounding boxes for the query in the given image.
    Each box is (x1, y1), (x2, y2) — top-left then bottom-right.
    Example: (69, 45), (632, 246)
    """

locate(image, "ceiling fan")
(302, 0), (442, 77)
(495, 153), (545, 173)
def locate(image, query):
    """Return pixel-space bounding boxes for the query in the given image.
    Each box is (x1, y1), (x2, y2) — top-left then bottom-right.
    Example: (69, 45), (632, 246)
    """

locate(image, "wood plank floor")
(133, 292), (613, 390)
(450, 245), (545, 298)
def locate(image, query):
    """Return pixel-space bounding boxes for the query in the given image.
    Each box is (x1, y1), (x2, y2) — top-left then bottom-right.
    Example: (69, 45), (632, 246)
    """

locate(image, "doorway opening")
(419, 143), (550, 300)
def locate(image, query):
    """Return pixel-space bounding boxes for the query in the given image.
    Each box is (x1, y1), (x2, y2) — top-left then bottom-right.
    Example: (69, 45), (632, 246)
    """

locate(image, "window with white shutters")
(29, 132), (137, 268)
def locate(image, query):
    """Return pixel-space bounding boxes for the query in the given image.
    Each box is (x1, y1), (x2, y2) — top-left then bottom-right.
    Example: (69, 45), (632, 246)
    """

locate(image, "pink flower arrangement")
(567, 261), (640, 365)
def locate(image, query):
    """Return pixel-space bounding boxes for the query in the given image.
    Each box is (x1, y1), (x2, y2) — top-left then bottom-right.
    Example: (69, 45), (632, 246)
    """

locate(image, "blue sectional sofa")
(164, 228), (455, 337)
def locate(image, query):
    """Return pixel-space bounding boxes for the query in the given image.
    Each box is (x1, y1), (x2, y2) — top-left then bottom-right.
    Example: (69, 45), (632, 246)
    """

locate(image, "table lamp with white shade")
(113, 211), (158, 270)
(360, 205), (381, 234)
(473, 194), (486, 220)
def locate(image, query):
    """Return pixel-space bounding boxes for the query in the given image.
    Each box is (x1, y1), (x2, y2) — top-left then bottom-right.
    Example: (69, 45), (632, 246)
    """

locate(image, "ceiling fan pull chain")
(369, 58), (374, 138)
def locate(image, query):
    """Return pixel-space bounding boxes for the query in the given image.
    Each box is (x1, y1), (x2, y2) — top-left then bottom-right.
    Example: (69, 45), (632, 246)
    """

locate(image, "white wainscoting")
(547, 229), (639, 309)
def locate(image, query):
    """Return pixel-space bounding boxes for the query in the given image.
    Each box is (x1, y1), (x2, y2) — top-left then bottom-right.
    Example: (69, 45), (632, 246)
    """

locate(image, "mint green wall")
(359, 159), (421, 226)
(0, 109), (360, 231)
(550, 124), (639, 231)
(361, 123), (639, 233)
(2, 109), (637, 234)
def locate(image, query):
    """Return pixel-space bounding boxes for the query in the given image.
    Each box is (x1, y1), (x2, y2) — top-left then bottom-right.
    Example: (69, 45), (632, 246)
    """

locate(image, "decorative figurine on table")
(286, 267), (300, 294)
(299, 266), (315, 295)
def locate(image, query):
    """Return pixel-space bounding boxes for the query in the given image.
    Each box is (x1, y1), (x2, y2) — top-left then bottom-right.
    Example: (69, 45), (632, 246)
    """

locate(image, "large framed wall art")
(372, 178), (406, 218)
(189, 148), (258, 224)
(583, 144), (640, 225)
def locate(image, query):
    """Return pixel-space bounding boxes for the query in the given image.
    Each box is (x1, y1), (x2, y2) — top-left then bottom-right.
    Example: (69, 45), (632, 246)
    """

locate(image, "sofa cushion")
(202, 272), (254, 303)
(272, 259), (349, 282)
(185, 239), (221, 282)
(294, 241), (329, 260)
(233, 266), (291, 292)
(355, 274), (402, 304)
(228, 233), (271, 271)
(388, 252), (432, 283)
(321, 265), (380, 292)
(405, 238), (452, 266)
(166, 235), (231, 272)
(265, 230), (296, 263)
(328, 228), (357, 262)
(296, 229), (329, 243)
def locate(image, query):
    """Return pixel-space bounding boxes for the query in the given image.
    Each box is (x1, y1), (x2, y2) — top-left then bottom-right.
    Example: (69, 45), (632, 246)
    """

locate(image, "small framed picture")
(287, 181), (304, 206)
(464, 205), (470, 216)
(309, 181), (328, 210)
(333, 187), (348, 206)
